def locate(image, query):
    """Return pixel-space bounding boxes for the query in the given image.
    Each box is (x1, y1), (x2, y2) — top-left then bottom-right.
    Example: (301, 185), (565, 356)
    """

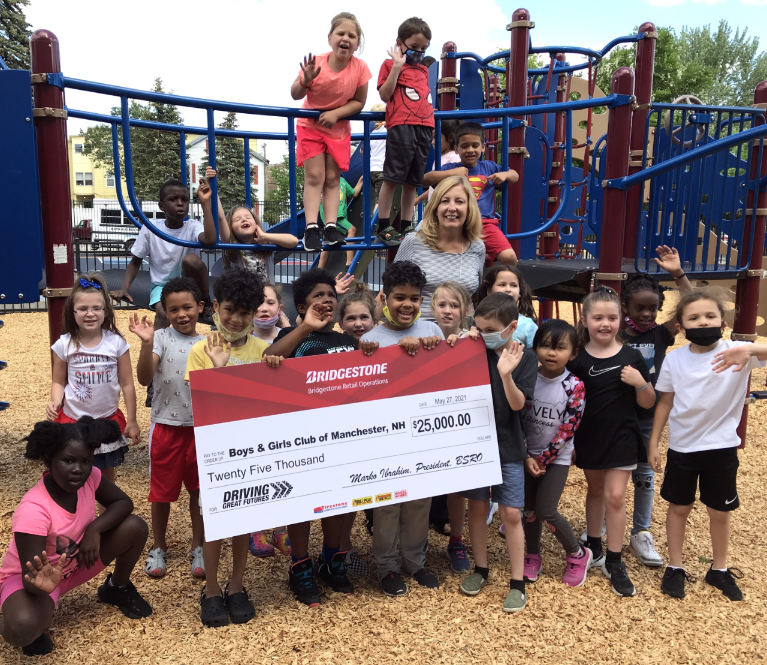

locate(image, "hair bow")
(79, 278), (102, 290)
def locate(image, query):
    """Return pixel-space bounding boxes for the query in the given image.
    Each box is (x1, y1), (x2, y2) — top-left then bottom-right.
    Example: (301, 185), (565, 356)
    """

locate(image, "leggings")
(523, 463), (579, 555)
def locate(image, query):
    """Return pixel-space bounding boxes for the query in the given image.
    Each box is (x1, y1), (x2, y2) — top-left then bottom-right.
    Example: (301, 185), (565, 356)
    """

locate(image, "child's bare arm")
(422, 167), (469, 188)
(648, 391), (674, 472)
(318, 84), (368, 129)
(110, 256), (143, 303)
(291, 54), (321, 100)
(378, 46), (406, 102)
(47, 355), (68, 420)
(266, 304), (331, 358)
(128, 313), (159, 386)
(117, 352), (140, 445)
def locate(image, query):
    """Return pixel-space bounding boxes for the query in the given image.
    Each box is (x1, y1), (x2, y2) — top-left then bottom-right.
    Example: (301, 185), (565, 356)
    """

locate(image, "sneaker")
(412, 568), (439, 589)
(145, 382), (154, 408)
(376, 225), (401, 246)
(273, 528), (292, 556)
(446, 542), (471, 573)
(502, 588), (528, 613)
(98, 574), (153, 619)
(288, 558), (321, 607)
(400, 224), (416, 236)
(200, 300), (215, 326)
(579, 524), (607, 545)
(21, 632), (53, 656)
(145, 547), (166, 578)
(562, 547), (593, 587)
(661, 567), (690, 599)
(499, 523), (506, 537)
(345, 549), (370, 576)
(589, 550), (605, 570)
(704, 566), (744, 601)
(523, 554), (542, 583)
(190, 546), (205, 579)
(629, 531), (663, 568)
(380, 571), (408, 597)
(602, 560), (636, 597)
(322, 224), (346, 246)
(460, 572), (488, 596)
(486, 501), (499, 525)
(249, 531), (275, 558)
(303, 225), (322, 251)
(317, 551), (353, 595)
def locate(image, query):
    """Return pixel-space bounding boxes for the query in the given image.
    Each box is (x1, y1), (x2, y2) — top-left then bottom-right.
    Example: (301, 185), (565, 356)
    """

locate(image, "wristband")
(299, 78), (311, 90)
(673, 271), (685, 279)
(636, 382), (649, 392)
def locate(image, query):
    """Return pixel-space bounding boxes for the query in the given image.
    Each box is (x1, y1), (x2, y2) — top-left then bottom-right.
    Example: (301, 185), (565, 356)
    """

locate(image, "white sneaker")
(190, 546), (206, 578)
(486, 501), (499, 525)
(629, 530), (663, 568)
(579, 524), (607, 545)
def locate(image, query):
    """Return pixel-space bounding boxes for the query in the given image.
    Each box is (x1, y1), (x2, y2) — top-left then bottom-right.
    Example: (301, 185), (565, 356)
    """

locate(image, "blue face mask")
(405, 48), (426, 66)
(480, 323), (512, 350)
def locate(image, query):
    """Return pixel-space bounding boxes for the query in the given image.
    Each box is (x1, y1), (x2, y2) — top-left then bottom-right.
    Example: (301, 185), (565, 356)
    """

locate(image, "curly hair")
(474, 265), (536, 322)
(161, 277), (202, 309)
(623, 273), (664, 311)
(418, 176), (483, 251)
(474, 292), (519, 328)
(382, 261), (427, 296)
(431, 281), (472, 330)
(533, 319), (578, 352)
(293, 268), (336, 310)
(339, 281), (377, 321)
(24, 417), (122, 463)
(213, 266), (265, 313)
(577, 286), (621, 347)
(62, 272), (122, 349)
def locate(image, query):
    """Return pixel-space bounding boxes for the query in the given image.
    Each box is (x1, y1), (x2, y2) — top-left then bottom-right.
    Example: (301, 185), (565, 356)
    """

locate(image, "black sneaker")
(602, 560), (636, 597)
(376, 225), (402, 246)
(288, 557), (321, 607)
(661, 567), (691, 599)
(317, 551), (353, 595)
(98, 574), (153, 619)
(400, 224), (416, 236)
(303, 225), (322, 251)
(200, 300), (215, 326)
(22, 632), (53, 656)
(322, 224), (346, 246)
(380, 571), (408, 597)
(412, 568), (439, 589)
(705, 566), (744, 601)
(145, 382), (154, 408)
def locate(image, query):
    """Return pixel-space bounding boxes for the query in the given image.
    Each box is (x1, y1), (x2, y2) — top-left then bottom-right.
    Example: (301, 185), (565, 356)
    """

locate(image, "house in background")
(68, 136), (123, 204)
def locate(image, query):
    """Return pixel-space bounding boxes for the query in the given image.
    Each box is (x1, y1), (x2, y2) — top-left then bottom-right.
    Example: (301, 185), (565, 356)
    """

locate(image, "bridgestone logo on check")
(306, 363), (388, 384)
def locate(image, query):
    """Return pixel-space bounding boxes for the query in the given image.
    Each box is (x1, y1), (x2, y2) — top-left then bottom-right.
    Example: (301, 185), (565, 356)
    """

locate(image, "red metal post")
(622, 23), (657, 259)
(30, 30), (75, 351)
(597, 67), (635, 294)
(486, 74), (500, 162)
(733, 81), (767, 447)
(439, 42), (457, 112)
(506, 8), (532, 257)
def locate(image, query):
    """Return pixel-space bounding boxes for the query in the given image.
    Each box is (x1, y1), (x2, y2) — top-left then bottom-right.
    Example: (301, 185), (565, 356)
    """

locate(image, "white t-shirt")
(51, 330), (130, 421)
(655, 339), (765, 452)
(152, 327), (206, 426)
(131, 219), (205, 286)
(369, 129), (387, 171)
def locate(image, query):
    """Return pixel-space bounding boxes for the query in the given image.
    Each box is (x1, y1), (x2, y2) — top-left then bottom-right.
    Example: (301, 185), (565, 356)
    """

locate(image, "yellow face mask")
(212, 312), (255, 342)
(382, 302), (421, 328)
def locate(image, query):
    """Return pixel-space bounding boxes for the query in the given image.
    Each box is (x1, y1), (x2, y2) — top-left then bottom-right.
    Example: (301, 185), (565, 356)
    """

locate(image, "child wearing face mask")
(649, 291), (767, 602)
(475, 265), (538, 347)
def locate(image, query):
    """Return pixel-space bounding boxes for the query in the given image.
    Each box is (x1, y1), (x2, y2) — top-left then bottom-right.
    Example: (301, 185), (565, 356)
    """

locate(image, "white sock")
(667, 565), (684, 571)
(713, 567), (728, 572)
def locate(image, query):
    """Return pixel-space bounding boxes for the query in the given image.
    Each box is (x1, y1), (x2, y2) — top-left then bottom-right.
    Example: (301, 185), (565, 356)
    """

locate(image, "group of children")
(1, 10), (764, 658)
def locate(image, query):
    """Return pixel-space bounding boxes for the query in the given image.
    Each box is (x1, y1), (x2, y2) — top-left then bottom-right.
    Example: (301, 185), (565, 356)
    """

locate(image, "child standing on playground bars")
(291, 12), (371, 252)
(423, 122), (519, 267)
(375, 17), (434, 246)
(47, 274), (140, 486)
(649, 291), (767, 601)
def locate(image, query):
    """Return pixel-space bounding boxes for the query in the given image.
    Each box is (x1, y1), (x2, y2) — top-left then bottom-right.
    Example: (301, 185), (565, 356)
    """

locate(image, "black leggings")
(523, 463), (579, 555)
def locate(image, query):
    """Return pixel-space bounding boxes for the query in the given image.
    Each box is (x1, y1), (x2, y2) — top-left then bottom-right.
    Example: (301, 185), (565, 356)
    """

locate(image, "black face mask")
(684, 326), (723, 347)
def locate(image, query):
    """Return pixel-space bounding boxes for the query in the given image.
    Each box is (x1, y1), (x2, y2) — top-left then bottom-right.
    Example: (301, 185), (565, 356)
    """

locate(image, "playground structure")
(0, 8), (766, 428)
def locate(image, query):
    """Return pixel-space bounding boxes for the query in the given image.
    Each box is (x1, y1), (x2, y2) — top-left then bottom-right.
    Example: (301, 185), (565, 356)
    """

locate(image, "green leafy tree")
(0, 0), (30, 69)
(268, 149), (304, 217)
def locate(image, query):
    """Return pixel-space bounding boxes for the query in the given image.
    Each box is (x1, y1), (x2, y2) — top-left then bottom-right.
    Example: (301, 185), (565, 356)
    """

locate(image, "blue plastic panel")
(519, 126), (550, 259)
(459, 59), (485, 111)
(0, 69), (43, 304)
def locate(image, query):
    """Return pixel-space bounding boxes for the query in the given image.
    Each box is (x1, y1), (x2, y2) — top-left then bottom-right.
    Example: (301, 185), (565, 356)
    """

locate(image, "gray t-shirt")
(393, 233), (485, 320)
(361, 318), (444, 348)
(152, 327), (206, 426)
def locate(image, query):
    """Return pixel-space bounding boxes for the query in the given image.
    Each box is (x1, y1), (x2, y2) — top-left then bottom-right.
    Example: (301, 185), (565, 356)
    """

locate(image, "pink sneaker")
(562, 547), (593, 587)
(523, 554), (542, 582)
(249, 531), (275, 557)
(273, 528), (292, 556)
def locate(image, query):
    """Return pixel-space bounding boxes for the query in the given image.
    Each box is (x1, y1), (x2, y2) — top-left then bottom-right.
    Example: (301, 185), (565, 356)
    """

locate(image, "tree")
(0, 0), (31, 70)
(268, 149), (304, 206)
(81, 78), (185, 201)
(197, 112), (256, 206)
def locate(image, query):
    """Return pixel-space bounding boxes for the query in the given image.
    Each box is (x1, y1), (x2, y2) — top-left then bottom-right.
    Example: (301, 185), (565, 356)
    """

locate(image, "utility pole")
(261, 142), (268, 201)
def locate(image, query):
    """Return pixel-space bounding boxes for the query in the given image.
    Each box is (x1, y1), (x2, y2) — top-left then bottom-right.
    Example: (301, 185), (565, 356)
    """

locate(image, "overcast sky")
(25, 0), (767, 165)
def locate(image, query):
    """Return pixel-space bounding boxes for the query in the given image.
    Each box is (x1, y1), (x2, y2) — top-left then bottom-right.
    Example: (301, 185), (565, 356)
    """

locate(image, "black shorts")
(660, 447), (739, 512)
(383, 125), (433, 187)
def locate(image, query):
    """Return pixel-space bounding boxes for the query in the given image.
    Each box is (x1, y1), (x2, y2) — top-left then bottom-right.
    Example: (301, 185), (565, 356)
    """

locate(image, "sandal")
(224, 582), (256, 624)
(376, 225), (402, 246)
(200, 586), (229, 628)
(145, 547), (167, 578)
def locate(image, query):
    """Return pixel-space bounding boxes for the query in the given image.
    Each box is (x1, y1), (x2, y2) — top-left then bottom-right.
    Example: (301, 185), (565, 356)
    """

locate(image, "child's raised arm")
(128, 313), (159, 387)
(47, 354), (68, 421)
(498, 343), (526, 411)
(117, 351), (140, 445)
(654, 245), (693, 332)
(378, 45), (406, 102)
(267, 303), (332, 359)
(292, 54), (322, 100)
(196, 173), (221, 246)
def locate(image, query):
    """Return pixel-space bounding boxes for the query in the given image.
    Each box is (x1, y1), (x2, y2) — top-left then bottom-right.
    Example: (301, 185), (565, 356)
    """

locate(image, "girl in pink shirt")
(0, 419), (151, 656)
(291, 12), (371, 252)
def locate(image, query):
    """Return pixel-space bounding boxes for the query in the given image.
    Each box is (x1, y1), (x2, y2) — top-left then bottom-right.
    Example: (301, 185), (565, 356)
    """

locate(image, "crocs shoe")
(190, 546), (205, 579)
(145, 547), (167, 578)
(273, 528), (292, 556)
(249, 531), (275, 558)
(562, 547), (593, 587)
(200, 587), (228, 628)
(523, 554), (542, 583)
(224, 583), (256, 624)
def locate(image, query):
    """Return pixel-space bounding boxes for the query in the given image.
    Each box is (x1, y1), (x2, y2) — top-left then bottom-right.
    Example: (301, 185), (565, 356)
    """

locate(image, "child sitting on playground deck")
(422, 122), (519, 267)
(110, 179), (218, 328)
(375, 17), (434, 246)
(128, 277), (207, 581)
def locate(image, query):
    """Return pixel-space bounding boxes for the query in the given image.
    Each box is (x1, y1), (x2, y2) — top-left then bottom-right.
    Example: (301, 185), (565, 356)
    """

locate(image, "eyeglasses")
(75, 306), (104, 314)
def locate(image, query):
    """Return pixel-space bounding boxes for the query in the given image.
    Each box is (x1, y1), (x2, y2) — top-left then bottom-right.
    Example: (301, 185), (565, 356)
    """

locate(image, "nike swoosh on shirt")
(589, 365), (621, 376)
(725, 496), (738, 505)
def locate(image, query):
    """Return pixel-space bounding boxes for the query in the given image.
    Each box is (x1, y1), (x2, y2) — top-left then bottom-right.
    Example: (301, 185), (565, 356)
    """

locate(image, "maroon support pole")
(623, 24), (657, 259)
(486, 74), (500, 162)
(439, 42), (457, 112)
(596, 67), (635, 295)
(30, 30), (74, 352)
(733, 81), (767, 447)
(506, 8), (532, 257)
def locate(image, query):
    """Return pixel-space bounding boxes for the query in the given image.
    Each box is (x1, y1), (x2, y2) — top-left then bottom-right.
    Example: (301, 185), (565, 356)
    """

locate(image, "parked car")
(74, 219), (93, 241)
(90, 229), (138, 253)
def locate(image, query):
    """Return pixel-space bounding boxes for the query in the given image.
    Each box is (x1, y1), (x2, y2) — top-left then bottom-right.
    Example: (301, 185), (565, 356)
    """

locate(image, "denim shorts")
(461, 460), (525, 509)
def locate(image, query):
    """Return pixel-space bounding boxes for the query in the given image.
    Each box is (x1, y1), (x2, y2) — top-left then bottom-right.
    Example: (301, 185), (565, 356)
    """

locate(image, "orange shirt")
(297, 52), (372, 140)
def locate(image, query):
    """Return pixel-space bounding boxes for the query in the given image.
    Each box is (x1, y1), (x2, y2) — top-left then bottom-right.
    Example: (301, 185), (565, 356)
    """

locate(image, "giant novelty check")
(189, 339), (502, 541)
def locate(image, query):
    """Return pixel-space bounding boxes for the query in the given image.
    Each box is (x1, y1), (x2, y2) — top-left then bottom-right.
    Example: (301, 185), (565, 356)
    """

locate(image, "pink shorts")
(297, 125), (351, 171)
(0, 561), (106, 609)
(482, 218), (513, 265)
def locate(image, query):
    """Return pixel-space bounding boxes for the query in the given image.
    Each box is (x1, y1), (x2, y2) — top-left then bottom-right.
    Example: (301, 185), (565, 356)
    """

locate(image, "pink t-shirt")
(297, 52), (372, 140)
(0, 467), (102, 585)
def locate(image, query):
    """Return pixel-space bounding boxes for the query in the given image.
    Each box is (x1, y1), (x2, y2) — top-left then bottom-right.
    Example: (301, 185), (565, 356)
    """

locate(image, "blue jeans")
(632, 419), (655, 535)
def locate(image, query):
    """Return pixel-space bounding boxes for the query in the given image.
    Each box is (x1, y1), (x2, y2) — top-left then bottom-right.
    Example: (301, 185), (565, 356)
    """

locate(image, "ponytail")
(577, 286), (621, 348)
